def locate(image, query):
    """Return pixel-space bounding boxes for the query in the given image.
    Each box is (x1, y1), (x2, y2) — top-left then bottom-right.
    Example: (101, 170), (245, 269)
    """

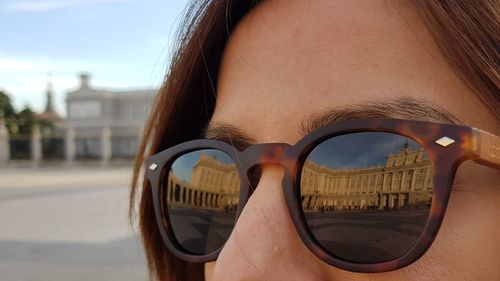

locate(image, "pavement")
(305, 209), (430, 263)
(0, 165), (148, 281)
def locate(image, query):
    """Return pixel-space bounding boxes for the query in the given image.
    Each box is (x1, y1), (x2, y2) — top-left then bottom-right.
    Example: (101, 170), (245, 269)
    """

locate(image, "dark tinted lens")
(301, 132), (433, 263)
(165, 149), (240, 255)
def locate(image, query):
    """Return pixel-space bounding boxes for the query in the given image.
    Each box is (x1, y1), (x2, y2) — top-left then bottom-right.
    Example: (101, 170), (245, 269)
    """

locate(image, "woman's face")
(203, 0), (500, 280)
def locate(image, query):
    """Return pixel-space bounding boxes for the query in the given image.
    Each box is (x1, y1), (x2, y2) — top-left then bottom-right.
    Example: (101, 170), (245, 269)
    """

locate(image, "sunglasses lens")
(165, 149), (240, 255)
(301, 132), (433, 263)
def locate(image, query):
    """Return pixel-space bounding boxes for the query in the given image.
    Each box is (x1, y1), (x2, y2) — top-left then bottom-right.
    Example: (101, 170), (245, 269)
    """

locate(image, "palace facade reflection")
(166, 144), (433, 211)
(167, 153), (240, 210)
(301, 144), (433, 211)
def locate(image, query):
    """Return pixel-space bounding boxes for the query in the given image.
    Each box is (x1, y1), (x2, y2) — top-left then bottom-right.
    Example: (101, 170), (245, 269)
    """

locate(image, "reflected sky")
(306, 132), (423, 169)
(171, 133), (426, 182)
(171, 150), (235, 182)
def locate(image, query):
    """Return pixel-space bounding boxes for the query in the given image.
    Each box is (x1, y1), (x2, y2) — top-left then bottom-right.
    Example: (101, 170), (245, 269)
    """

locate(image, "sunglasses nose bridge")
(242, 143), (291, 169)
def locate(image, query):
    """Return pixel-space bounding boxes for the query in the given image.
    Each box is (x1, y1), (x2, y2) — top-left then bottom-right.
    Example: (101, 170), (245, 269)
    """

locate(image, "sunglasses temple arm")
(471, 128), (500, 170)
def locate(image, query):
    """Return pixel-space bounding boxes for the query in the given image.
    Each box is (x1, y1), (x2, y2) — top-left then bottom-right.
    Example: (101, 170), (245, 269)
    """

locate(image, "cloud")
(4, 0), (131, 12)
(0, 56), (109, 73)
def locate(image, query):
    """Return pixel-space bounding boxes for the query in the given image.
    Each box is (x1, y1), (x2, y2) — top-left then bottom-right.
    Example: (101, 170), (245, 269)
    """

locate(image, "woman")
(130, 0), (500, 280)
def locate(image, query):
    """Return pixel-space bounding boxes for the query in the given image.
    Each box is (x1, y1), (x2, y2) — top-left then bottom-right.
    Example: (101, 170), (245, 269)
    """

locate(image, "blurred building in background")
(0, 74), (156, 166)
(65, 74), (155, 162)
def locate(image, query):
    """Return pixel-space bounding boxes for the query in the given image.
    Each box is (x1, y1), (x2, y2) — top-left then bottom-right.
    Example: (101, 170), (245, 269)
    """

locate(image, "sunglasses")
(145, 118), (500, 273)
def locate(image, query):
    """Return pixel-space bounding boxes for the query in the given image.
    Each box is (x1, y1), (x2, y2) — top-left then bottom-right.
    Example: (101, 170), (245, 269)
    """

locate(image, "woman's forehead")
(211, 0), (482, 143)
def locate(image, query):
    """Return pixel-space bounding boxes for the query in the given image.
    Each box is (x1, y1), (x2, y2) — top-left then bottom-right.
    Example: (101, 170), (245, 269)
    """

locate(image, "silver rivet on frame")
(149, 163), (158, 171)
(435, 137), (455, 147)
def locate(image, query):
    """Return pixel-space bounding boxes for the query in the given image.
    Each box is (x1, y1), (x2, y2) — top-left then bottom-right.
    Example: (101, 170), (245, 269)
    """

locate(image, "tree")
(0, 91), (15, 117)
(16, 106), (35, 136)
(0, 91), (17, 134)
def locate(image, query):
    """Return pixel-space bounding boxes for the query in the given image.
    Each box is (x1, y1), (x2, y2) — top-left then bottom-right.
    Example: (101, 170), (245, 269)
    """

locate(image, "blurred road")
(0, 166), (147, 281)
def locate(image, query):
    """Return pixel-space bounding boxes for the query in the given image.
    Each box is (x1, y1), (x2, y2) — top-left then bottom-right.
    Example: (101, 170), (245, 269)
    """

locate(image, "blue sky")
(0, 0), (190, 115)
(307, 132), (423, 169)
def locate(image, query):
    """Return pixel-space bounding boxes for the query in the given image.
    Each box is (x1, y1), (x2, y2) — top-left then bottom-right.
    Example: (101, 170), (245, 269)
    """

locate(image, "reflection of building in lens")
(301, 144), (433, 211)
(167, 153), (240, 210)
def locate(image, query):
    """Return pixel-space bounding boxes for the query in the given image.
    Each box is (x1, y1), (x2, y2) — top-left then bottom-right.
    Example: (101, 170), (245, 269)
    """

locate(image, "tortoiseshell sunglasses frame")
(145, 118), (500, 273)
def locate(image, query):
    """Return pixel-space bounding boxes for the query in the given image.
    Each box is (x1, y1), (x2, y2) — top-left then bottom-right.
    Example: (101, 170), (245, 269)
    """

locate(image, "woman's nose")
(208, 165), (333, 281)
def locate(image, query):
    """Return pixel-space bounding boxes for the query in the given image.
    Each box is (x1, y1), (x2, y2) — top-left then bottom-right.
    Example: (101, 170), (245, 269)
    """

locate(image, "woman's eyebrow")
(204, 97), (460, 148)
(300, 97), (460, 135)
(203, 124), (257, 150)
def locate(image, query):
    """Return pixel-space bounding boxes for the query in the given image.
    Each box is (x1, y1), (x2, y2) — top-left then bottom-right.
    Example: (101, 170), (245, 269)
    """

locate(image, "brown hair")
(129, 1), (500, 280)
(414, 0), (500, 119)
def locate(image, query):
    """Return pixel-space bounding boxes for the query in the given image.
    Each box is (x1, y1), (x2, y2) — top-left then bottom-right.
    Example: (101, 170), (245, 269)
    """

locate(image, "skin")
(202, 0), (500, 280)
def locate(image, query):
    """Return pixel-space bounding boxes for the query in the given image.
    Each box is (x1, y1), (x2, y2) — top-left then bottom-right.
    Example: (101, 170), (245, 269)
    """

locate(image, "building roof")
(67, 73), (157, 97)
